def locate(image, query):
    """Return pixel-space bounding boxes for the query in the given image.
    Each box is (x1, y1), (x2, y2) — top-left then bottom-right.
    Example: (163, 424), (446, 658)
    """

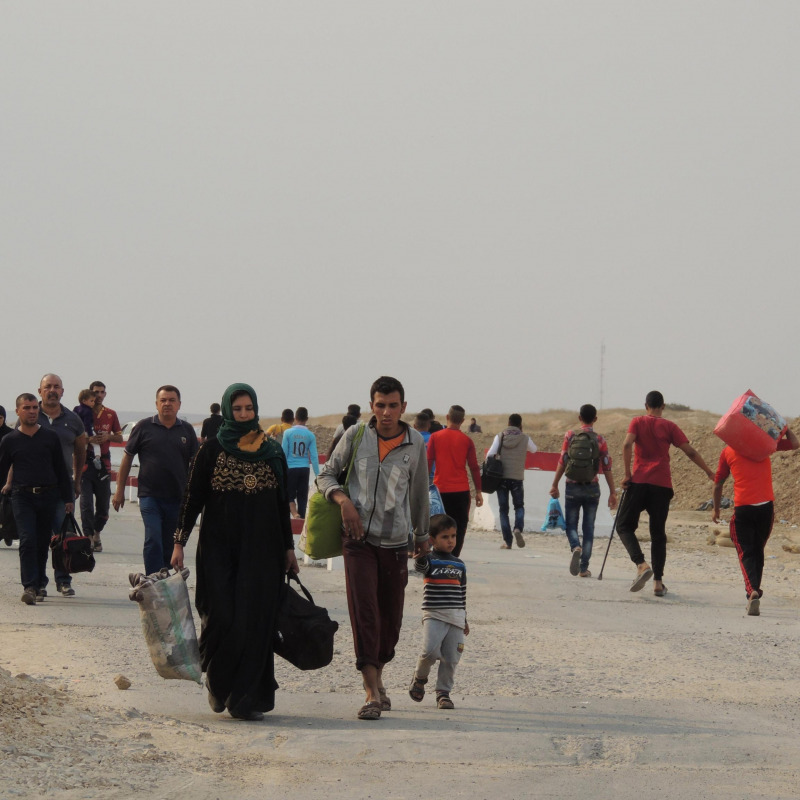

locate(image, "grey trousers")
(414, 618), (465, 693)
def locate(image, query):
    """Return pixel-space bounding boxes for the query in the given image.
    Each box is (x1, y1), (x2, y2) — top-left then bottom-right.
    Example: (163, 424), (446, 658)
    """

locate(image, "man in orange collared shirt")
(712, 426), (799, 616)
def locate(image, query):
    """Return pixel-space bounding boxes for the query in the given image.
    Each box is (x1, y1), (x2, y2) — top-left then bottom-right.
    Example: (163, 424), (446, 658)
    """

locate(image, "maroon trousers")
(342, 539), (408, 671)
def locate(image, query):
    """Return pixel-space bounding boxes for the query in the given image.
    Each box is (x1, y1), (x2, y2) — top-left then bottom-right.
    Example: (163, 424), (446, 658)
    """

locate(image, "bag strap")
(342, 423), (366, 490)
(56, 511), (83, 541)
(286, 571), (315, 605)
(497, 432), (504, 456)
(66, 512), (86, 538)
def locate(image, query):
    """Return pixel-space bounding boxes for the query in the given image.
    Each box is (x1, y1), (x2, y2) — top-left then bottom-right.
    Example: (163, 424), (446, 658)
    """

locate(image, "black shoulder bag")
(480, 433), (505, 494)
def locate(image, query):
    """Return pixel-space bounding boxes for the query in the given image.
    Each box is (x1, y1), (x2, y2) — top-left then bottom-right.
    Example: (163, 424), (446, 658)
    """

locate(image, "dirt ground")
(3, 406), (799, 799)
(2, 502), (800, 799)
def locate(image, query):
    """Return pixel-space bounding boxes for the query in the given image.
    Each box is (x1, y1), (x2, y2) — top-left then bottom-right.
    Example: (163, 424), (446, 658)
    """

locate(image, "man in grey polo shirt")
(38, 373), (87, 597)
(113, 385), (198, 575)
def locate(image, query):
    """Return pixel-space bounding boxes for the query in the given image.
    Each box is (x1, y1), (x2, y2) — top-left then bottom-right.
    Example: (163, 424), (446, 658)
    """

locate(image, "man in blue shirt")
(281, 407), (319, 519)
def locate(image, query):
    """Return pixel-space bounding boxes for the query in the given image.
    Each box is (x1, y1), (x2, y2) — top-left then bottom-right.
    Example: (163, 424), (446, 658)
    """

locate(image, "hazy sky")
(2, 2), (798, 420)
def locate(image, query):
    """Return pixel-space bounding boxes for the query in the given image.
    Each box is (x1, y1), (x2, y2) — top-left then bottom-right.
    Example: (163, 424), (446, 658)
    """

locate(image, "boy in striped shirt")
(408, 514), (469, 710)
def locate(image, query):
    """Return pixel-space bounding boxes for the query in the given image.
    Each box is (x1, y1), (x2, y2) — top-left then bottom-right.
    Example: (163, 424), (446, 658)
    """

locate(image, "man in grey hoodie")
(316, 376), (429, 721)
(485, 414), (538, 549)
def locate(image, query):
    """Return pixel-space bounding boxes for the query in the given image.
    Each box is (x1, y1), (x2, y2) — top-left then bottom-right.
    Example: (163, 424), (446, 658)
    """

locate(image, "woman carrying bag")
(172, 383), (298, 721)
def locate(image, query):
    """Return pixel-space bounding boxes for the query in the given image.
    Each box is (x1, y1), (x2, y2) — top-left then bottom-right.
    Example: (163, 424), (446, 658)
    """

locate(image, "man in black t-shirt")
(0, 394), (74, 605)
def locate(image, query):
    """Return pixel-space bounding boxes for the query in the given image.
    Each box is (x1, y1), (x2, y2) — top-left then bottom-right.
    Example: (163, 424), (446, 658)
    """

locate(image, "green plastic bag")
(301, 424), (366, 559)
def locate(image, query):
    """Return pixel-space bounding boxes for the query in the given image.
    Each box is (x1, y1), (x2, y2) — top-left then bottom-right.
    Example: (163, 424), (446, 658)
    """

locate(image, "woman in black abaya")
(172, 383), (298, 720)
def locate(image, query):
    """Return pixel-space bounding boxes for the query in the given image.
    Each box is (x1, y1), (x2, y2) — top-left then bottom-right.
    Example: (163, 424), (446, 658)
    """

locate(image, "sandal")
(436, 692), (454, 710)
(357, 701), (382, 720)
(378, 687), (391, 711)
(408, 676), (427, 703)
(630, 566), (653, 592)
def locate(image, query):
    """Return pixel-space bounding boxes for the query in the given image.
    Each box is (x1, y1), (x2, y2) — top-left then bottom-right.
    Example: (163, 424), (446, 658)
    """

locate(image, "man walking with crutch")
(614, 391), (715, 596)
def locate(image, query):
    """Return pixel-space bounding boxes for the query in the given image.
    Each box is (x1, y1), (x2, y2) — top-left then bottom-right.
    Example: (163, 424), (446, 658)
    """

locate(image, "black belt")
(18, 485), (56, 494)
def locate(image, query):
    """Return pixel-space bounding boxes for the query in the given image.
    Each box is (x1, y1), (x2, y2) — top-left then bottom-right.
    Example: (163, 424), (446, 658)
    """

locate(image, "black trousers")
(615, 482), (674, 580)
(441, 491), (471, 558)
(730, 502), (773, 598)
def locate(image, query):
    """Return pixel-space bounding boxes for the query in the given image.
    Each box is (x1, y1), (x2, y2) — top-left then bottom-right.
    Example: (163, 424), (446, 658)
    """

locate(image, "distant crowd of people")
(1, 376), (797, 723)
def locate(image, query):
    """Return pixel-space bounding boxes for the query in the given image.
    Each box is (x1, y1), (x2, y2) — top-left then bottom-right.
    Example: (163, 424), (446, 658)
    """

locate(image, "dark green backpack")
(565, 431), (600, 482)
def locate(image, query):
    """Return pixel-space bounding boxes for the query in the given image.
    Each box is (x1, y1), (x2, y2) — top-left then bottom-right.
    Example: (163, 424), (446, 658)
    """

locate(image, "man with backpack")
(549, 405), (617, 577)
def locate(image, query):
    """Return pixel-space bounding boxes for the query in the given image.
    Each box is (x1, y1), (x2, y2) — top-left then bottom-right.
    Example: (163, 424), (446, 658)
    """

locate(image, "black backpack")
(564, 430), (600, 483)
(274, 573), (339, 670)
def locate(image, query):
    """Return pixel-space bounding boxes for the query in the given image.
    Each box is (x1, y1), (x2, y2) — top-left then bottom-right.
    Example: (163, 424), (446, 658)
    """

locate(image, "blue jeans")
(11, 487), (58, 591)
(139, 496), (181, 575)
(564, 482), (601, 572)
(496, 479), (525, 546)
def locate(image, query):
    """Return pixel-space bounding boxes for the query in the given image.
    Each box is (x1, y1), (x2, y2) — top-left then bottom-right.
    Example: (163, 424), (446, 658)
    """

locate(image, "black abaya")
(177, 440), (293, 716)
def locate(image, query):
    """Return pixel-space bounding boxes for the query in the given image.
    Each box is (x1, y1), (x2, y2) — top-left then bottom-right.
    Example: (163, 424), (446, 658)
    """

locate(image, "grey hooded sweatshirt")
(316, 419), (430, 548)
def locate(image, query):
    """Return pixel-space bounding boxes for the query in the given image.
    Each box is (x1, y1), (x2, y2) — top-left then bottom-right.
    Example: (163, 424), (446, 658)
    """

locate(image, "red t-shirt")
(93, 406), (122, 463)
(714, 440), (792, 506)
(629, 416), (689, 489)
(427, 428), (481, 493)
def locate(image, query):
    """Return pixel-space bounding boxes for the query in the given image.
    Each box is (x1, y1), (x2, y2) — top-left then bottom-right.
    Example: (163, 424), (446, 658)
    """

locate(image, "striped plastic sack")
(129, 568), (202, 684)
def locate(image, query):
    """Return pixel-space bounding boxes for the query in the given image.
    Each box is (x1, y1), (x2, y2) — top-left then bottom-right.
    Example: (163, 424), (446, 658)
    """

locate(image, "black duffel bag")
(480, 433), (505, 494)
(480, 455), (504, 494)
(274, 572), (339, 670)
(50, 512), (96, 574)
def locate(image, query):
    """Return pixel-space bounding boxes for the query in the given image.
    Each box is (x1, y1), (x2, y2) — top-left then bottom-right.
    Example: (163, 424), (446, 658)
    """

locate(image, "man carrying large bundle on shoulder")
(712, 424), (799, 616)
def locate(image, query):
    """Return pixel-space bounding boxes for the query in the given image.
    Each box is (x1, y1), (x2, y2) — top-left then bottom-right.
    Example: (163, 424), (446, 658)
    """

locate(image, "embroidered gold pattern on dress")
(211, 451), (278, 494)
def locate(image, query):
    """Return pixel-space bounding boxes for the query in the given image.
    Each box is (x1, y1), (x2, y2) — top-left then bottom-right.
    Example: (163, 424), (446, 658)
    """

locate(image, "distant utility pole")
(600, 341), (605, 409)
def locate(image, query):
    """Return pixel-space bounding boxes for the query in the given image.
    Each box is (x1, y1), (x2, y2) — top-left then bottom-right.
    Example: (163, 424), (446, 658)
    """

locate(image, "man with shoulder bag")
(316, 376), (429, 722)
(486, 414), (537, 550)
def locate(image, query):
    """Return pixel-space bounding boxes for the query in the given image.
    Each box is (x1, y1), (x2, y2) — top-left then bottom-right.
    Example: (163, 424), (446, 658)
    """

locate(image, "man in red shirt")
(712, 427), (799, 615)
(427, 405), (482, 557)
(617, 391), (715, 595)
